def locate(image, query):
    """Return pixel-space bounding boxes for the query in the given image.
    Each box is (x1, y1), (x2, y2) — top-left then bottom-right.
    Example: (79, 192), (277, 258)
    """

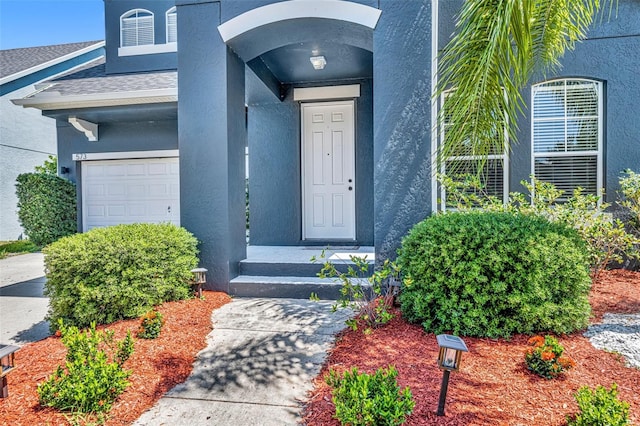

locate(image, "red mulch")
(303, 269), (640, 426)
(0, 291), (231, 426)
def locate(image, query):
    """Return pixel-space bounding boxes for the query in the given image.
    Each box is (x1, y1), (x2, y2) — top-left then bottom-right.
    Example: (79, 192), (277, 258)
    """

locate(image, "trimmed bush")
(397, 212), (592, 338)
(15, 172), (77, 246)
(326, 366), (414, 426)
(43, 223), (198, 329)
(567, 384), (630, 426)
(38, 320), (134, 414)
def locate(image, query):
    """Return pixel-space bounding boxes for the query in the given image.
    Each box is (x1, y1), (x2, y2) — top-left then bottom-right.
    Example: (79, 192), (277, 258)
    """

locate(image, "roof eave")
(11, 88), (178, 110)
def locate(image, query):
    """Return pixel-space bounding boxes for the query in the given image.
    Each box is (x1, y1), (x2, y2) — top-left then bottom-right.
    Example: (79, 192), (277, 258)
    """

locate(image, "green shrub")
(312, 251), (398, 332)
(38, 320), (134, 413)
(15, 172), (77, 246)
(619, 169), (640, 235)
(0, 240), (39, 258)
(439, 175), (640, 276)
(524, 335), (575, 379)
(136, 310), (165, 339)
(567, 384), (630, 426)
(325, 366), (414, 426)
(397, 212), (592, 338)
(43, 223), (198, 329)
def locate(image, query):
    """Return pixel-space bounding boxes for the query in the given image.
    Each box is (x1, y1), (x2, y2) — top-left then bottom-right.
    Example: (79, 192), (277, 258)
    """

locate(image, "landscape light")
(436, 334), (468, 416)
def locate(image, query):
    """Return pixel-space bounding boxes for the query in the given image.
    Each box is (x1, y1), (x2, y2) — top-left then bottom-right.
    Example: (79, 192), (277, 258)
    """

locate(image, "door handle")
(348, 186), (353, 191)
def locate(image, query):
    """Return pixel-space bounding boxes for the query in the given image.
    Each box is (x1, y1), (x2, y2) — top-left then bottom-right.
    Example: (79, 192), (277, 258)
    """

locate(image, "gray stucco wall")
(177, 0), (247, 291)
(104, 0), (177, 74)
(373, 0), (432, 261)
(0, 85), (57, 240)
(247, 76), (374, 246)
(439, 0), (640, 201)
(55, 117), (178, 231)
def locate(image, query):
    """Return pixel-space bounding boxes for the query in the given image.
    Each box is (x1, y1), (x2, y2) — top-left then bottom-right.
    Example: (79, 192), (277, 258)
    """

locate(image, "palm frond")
(435, 0), (610, 176)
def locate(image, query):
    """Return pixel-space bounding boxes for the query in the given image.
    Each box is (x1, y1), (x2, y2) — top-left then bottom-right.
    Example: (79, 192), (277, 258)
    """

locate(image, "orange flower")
(54, 330), (62, 337)
(527, 336), (545, 347)
(558, 356), (576, 369)
(541, 351), (555, 361)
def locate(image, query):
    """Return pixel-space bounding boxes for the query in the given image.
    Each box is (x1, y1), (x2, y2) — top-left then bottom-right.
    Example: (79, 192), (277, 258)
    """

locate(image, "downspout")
(430, 0), (439, 213)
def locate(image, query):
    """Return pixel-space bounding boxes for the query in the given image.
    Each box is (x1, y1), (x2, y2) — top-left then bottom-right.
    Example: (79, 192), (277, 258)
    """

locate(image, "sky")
(0, 0), (104, 50)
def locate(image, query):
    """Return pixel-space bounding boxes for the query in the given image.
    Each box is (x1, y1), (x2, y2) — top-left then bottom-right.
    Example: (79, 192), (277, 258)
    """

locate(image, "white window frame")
(120, 9), (154, 47)
(166, 7), (177, 44)
(531, 78), (603, 201)
(438, 91), (510, 210)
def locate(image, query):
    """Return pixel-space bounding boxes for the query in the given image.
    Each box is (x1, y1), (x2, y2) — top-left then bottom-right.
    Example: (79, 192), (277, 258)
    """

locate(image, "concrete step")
(229, 275), (370, 300)
(238, 260), (373, 277)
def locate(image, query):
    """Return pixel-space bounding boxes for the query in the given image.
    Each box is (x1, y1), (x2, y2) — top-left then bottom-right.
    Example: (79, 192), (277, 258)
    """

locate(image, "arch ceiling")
(217, 1), (381, 99)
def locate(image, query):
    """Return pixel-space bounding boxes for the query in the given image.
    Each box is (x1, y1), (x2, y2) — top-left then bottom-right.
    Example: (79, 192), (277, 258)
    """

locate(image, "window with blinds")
(532, 79), (602, 199)
(439, 91), (509, 209)
(121, 9), (154, 47)
(166, 7), (177, 44)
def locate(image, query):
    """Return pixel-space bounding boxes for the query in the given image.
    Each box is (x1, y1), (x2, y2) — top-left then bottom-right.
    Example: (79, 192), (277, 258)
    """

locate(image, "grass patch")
(0, 240), (39, 259)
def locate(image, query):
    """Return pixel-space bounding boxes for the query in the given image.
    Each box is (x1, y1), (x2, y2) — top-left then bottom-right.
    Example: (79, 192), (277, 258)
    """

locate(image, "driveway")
(0, 252), (50, 345)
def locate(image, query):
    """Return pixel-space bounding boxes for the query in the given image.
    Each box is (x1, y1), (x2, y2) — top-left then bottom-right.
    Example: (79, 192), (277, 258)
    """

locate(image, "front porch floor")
(244, 245), (375, 263)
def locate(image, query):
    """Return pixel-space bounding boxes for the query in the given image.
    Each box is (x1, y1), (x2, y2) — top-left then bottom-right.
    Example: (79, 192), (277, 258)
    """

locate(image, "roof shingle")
(0, 41), (103, 79)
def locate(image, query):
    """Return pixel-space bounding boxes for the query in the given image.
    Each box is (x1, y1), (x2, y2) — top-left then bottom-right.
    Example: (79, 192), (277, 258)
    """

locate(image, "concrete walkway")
(134, 298), (350, 425)
(0, 252), (50, 345)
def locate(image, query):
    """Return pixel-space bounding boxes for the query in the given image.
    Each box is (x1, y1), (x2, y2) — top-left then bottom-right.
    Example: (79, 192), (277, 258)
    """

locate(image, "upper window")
(121, 9), (154, 47)
(532, 79), (603, 199)
(166, 7), (177, 44)
(438, 91), (509, 210)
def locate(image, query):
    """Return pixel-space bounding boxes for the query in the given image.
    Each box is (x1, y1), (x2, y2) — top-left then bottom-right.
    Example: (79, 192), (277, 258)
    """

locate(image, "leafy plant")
(38, 320), (134, 413)
(136, 310), (165, 339)
(34, 155), (58, 175)
(312, 250), (399, 332)
(15, 172), (77, 247)
(0, 240), (39, 259)
(567, 384), (630, 426)
(524, 335), (575, 379)
(619, 169), (640, 235)
(397, 211), (591, 338)
(325, 366), (414, 426)
(43, 223), (198, 330)
(439, 175), (640, 276)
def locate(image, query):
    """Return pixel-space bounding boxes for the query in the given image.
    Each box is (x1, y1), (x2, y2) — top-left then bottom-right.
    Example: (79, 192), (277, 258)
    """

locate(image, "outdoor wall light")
(190, 268), (207, 298)
(436, 334), (468, 416)
(309, 55), (326, 70)
(0, 344), (19, 398)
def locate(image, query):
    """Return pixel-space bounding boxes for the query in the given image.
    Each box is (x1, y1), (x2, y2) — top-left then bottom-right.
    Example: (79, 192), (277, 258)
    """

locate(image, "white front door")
(302, 101), (355, 240)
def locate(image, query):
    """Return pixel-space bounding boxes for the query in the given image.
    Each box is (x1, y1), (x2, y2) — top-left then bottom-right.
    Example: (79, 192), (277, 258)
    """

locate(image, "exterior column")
(177, 1), (247, 291)
(373, 0), (433, 262)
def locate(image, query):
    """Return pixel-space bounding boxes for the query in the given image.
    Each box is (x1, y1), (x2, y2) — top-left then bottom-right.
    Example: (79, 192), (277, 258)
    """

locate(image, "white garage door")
(82, 157), (180, 231)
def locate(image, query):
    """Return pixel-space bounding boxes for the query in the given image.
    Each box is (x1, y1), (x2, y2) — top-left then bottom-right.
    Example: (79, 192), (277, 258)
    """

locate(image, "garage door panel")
(86, 165), (105, 177)
(149, 183), (169, 196)
(106, 165), (127, 176)
(82, 157), (180, 231)
(87, 205), (106, 218)
(127, 164), (146, 175)
(148, 163), (167, 175)
(108, 183), (126, 196)
(108, 205), (127, 217)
